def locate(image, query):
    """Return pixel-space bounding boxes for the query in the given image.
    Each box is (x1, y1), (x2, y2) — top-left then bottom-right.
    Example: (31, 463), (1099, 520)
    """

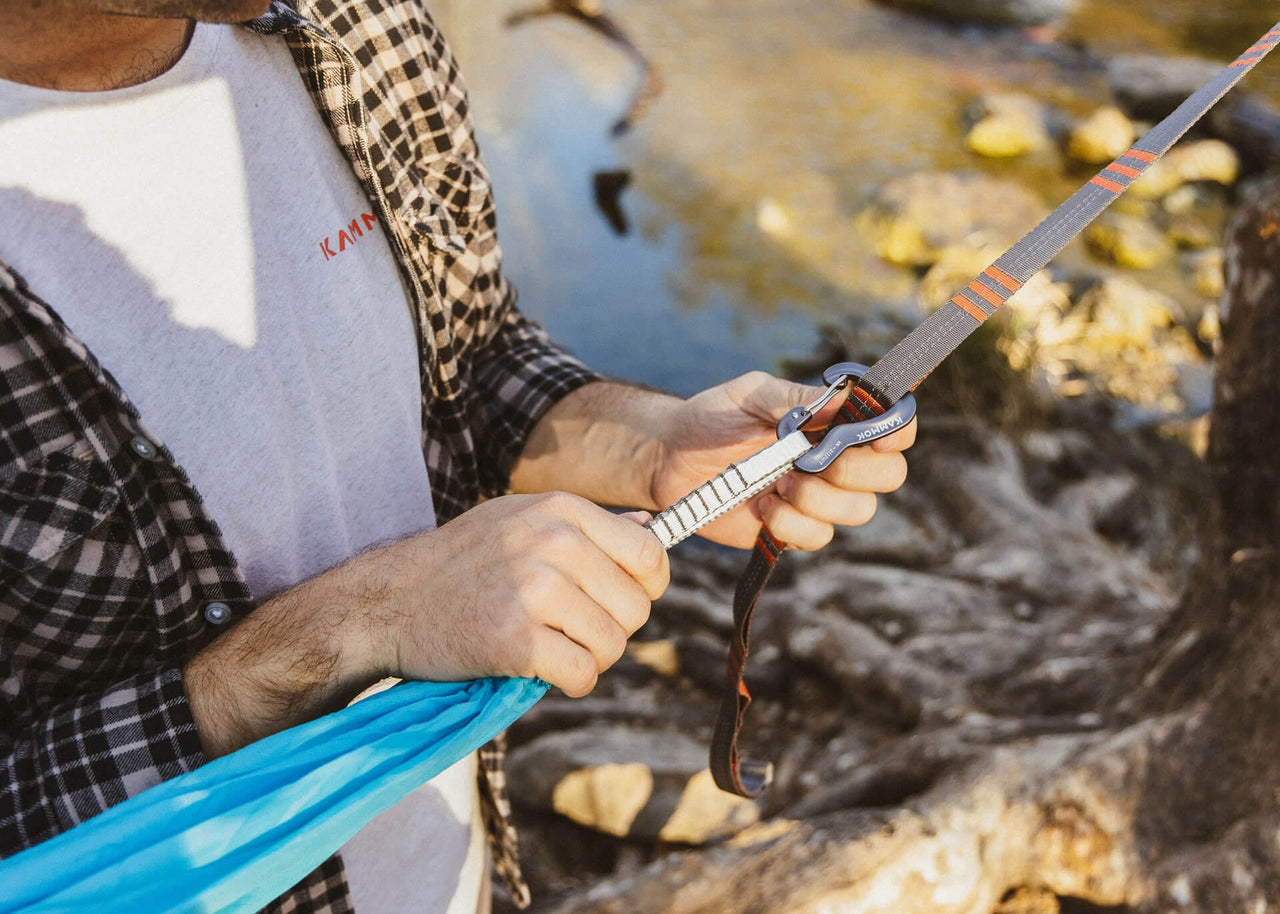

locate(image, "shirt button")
(204, 602), (232, 625)
(130, 436), (158, 460)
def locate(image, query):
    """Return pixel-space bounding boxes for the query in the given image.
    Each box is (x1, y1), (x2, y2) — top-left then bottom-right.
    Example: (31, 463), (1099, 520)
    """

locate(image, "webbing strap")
(709, 527), (783, 795)
(708, 23), (1280, 798)
(856, 25), (1280, 409)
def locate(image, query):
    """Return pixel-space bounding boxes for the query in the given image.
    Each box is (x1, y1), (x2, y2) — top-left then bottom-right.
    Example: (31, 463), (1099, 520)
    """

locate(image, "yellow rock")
(966, 112), (1051, 158)
(1086, 214), (1173, 269)
(657, 769), (761, 844)
(1198, 304), (1221, 345)
(1168, 139), (1240, 186)
(1131, 139), (1240, 199)
(1067, 106), (1136, 164)
(626, 639), (679, 677)
(552, 763), (653, 837)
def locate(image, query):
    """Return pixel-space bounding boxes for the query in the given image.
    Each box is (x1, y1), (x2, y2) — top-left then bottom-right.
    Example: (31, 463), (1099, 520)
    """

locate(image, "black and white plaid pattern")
(0, 0), (601, 909)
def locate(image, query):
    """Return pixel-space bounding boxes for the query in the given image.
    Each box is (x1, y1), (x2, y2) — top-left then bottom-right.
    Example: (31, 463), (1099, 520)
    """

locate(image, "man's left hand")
(650, 371), (916, 550)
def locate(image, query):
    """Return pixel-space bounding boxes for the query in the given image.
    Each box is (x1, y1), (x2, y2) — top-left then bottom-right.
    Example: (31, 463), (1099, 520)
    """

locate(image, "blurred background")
(430, 0), (1278, 404)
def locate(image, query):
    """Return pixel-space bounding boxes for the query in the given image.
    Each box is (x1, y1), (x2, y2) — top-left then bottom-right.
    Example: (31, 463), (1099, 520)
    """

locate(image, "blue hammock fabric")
(0, 676), (547, 914)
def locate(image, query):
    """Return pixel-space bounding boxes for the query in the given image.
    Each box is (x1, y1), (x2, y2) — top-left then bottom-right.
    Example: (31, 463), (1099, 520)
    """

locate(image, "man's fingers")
(758, 493), (834, 551)
(551, 494), (670, 600)
(570, 555), (652, 636)
(546, 586), (631, 672)
(871, 417), (918, 452)
(776, 474), (878, 527)
(803, 448), (908, 494)
(530, 626), (600, 698)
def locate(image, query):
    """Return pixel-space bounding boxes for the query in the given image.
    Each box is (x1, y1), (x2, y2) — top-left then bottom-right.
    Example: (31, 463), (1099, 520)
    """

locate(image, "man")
(0, 0), (915, 910)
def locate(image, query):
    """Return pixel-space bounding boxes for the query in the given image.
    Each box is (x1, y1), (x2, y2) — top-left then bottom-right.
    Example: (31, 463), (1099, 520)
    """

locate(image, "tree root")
(530, 721), (1162, 913)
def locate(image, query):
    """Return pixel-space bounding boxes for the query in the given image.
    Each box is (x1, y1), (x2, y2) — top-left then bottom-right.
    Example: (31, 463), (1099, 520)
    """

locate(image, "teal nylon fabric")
(0, 676), (547, 913)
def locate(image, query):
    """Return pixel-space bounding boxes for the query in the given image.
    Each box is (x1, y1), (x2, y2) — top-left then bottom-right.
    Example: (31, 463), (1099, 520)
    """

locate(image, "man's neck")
(0, 7), (193, 91)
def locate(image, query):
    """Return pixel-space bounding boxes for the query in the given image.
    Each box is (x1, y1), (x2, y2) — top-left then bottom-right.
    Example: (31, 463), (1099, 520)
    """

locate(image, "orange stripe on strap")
(984, 265), (1022, 292)
(1231, 55), (1264, 68)
(968, 279), (1004, 306)
(850, 386), (886, 416)
(1126, 148), (1157, 163)
(1110, 162), (1141, 179)
(951, 294), (987, 323)
(1092, 175), (1125, 194)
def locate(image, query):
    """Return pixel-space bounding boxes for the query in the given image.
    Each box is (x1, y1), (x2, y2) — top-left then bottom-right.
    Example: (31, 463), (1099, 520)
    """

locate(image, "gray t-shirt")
(0, 22), (485, 913)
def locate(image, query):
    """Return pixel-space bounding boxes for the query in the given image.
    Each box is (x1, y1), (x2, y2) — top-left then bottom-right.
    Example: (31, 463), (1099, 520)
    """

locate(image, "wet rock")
(1106, 54), (1225, 122)
(877, 0), (1077, 28)
(1197, 304), (1221, 348)
(1052, 276), (1205, 413)
(1208, 93), (1280, 170)
(507, 727), (760, 842)
(966, 92), (1052, 158)
(858, 171), (1048, 267)
(1086, 213), (1173, 269)
(966, 114), (1050, 158)
(1078, 277), (1178, 340)
(1131, 140), (1240, 200)
(1067, 106), (1136, 165)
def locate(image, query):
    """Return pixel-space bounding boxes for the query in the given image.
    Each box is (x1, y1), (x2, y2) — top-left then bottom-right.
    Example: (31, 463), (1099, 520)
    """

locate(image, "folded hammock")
(0, 676), (547, 914)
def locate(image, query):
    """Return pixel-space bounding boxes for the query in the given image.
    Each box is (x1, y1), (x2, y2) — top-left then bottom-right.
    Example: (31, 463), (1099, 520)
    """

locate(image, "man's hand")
(184, 493), (667, 758)
(650, 372), (917, 550)
(372, 494), (667, 696)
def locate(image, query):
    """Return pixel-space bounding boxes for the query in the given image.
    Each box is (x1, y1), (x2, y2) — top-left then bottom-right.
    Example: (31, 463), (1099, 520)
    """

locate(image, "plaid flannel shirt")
(0, 0), (602, 909)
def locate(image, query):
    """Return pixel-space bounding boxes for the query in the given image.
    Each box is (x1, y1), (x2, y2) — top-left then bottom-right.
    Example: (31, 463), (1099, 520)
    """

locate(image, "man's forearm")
(182, 489), (671, 758)
(508, 380), (681, 510)
(183, 546), (394, 758)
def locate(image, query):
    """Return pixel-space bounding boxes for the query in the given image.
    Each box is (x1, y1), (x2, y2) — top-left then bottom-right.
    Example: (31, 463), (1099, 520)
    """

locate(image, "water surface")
(439, 0), (1277, 395)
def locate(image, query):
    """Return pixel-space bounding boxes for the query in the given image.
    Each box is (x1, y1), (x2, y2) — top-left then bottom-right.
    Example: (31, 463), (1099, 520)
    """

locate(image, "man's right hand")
(184, 493), (668, 758)
(371, 492), (668, 696)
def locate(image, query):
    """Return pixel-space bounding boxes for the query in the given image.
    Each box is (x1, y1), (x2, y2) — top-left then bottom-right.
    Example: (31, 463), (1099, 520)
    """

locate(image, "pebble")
(857, 170), (1048, 267)
(1086, 213), (1174, 269)
(1131, 140), (1240, 200)
(1067, 106), (1136, 164)
(966, 92), (1052, 158)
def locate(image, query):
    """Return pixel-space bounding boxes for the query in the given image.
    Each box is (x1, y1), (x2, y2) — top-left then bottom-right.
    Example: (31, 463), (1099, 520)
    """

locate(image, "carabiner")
(775, 367), (860, 439)
(776, 361), (917, 474)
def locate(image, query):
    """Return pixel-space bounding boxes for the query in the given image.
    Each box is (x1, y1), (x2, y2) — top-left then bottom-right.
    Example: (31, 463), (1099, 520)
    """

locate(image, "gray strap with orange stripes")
(648, 24), (1280, 798)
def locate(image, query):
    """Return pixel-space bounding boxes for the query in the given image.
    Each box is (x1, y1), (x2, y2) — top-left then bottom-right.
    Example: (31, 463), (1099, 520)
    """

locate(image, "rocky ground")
(498, 395), (1208, 911)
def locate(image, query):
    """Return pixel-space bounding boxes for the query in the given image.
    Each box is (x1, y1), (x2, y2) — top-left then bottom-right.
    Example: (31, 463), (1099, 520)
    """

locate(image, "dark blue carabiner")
(775, 361), (917, 474)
